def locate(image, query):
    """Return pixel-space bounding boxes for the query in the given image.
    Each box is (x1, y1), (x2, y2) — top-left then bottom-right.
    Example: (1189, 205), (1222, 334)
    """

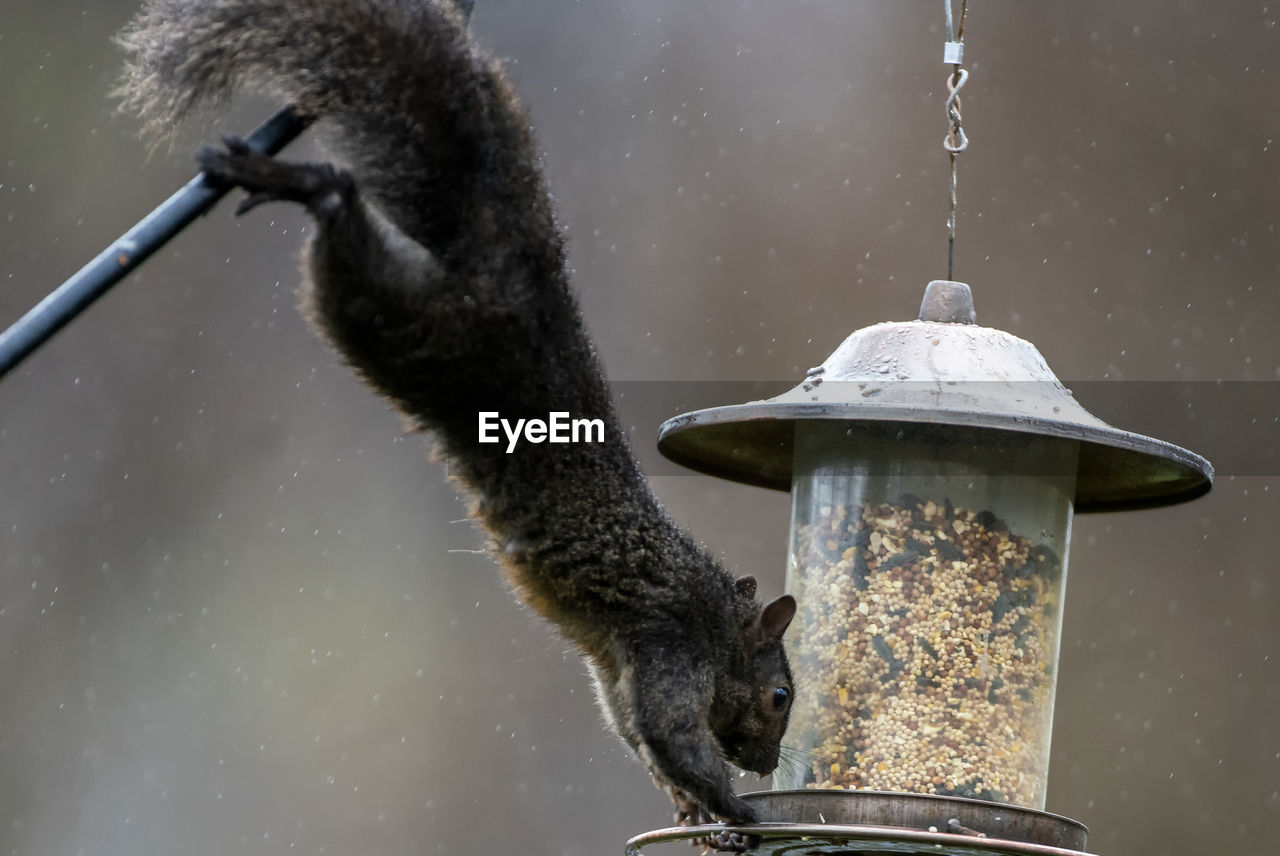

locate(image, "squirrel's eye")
(772, 686), (791, 711)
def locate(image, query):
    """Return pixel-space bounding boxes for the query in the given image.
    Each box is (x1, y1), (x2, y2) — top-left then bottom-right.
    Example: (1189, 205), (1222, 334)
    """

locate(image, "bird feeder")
(628, 281), (1211, 855)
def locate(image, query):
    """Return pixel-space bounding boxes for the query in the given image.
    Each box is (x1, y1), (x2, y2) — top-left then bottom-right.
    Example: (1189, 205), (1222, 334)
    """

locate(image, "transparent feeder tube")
(777, 422), (1078, 809)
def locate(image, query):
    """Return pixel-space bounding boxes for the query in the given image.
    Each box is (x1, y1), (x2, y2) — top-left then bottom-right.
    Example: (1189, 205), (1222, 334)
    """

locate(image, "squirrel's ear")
(757, 594), (797, 644)
(734, 575), (758, 599)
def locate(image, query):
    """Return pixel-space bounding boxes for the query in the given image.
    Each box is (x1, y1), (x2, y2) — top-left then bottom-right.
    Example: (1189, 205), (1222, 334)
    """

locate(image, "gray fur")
(117, 0), (796, 833)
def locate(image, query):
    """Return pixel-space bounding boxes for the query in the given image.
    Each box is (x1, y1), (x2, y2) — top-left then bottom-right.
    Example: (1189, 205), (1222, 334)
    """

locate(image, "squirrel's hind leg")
(196, 136), (459, 407)
(198, 136), (357, 218)
(196, 136), (442, 296)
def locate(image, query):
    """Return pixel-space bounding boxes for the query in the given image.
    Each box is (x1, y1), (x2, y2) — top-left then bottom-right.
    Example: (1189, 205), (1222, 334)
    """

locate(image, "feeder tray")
(626, 791), (1094, 856)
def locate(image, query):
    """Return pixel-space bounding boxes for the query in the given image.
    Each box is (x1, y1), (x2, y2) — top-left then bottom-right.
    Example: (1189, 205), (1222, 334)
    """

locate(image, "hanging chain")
(942, 0), (969, 280)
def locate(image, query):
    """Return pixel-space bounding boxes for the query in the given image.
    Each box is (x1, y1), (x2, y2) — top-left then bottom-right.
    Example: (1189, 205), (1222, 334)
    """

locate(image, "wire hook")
(944, 67), (969, 154)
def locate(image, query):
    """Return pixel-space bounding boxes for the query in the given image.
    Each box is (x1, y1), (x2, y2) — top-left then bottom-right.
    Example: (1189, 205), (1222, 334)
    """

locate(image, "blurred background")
(1, 1), (1277, 854)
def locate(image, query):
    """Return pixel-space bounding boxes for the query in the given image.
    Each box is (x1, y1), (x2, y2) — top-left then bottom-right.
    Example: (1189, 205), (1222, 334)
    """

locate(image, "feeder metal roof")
(656, 282), (1212, 512)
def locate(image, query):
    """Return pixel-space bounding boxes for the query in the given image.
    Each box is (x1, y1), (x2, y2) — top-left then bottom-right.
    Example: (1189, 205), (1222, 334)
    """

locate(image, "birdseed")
(784, 496), (1063, 808)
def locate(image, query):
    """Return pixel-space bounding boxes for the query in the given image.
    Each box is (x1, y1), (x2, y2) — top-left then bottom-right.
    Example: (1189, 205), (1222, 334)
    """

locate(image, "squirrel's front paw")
(701, 829), (759, 853)
(665, 787), (760, 852)
(197, 136), (355, 217)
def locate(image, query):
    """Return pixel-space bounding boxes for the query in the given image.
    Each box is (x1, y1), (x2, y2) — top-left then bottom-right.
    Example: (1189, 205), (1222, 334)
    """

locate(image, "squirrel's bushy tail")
(117, 0), (551, 256)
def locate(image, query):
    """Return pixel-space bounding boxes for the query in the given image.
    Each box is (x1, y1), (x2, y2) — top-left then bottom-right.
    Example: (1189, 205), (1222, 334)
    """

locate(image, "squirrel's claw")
(196, 138), (355, 217)
(702, 829), (760, 853)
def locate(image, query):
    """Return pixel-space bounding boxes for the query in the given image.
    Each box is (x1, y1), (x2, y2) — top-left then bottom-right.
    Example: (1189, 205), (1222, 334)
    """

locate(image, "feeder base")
(625, 790), (1094, 856)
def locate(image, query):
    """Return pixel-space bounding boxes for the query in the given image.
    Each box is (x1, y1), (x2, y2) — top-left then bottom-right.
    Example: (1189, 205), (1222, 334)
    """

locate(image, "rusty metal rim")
(625, 823), (1097, 856)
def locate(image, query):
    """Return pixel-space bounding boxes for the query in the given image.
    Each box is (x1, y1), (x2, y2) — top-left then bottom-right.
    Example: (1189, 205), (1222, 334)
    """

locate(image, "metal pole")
(0, 106), (310, 380)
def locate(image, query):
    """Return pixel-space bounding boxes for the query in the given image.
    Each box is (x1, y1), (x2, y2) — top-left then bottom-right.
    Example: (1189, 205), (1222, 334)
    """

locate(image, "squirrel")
(116, 0), (796, 845)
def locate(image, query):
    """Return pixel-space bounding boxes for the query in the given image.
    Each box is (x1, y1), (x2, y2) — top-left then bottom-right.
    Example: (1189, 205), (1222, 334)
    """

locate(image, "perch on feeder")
(627, 280), (1212, 855)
